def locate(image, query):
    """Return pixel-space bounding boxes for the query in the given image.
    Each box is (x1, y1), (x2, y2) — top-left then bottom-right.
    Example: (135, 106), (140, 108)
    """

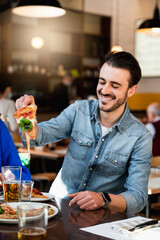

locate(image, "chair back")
(151, 156), (160, 167)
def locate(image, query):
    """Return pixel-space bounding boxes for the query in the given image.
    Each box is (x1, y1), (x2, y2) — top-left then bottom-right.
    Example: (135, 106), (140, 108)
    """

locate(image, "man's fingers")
(68, 192), (79, 198)
(23, 95), (35, 107)
(69, 192), (85, 206)
(79, 201), (93, 210)
(15, 95), (35, 110)
(69, 196), (79, 206)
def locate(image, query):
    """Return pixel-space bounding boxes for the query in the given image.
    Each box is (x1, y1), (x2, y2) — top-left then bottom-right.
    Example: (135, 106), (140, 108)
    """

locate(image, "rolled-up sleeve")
(120, 131), (152, 214)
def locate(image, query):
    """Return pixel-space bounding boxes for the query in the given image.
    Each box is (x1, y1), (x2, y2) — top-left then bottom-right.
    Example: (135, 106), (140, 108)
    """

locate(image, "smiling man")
(16, 51), (152, 214)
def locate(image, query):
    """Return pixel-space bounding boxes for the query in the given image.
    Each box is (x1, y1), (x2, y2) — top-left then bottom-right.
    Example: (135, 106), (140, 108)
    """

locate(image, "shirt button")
(90, 168), (93, 171)
(102, 138), (105, 141)
(83, 183), (86, 186)
(95, 155), (98, 158)
(78, 140), (82, 144)
(114, 160), (118, 163)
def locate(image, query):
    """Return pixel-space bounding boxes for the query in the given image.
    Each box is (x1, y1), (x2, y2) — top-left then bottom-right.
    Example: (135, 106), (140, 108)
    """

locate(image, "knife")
(129, 219), (158, 232)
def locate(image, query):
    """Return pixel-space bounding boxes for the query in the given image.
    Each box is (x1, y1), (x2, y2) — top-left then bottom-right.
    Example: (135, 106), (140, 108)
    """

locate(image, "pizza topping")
(20, 118), (33, 132)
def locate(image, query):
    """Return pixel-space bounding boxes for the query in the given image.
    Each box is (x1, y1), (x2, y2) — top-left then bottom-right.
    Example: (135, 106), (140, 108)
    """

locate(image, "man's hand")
(15, 94), (38, 139)
(68, 191), (105, 210)
(15, 94), (35, 110)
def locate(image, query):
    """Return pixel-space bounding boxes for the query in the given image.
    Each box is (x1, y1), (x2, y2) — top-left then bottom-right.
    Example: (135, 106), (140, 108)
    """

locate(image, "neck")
(99, 103), (126, 128)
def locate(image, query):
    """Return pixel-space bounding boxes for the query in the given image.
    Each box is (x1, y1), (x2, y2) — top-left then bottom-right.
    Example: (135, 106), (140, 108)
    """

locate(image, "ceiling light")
(31, 37), (44, 49)
(111, 45), (123, 53)
(111, 0), (123, 53)
(137, 1), (160, 34)
(12, 0), (66, 18)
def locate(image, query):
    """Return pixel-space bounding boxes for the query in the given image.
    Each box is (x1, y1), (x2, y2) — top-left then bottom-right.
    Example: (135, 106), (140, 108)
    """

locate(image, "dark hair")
(0, 74), (11, 94)
(103, 51), (141, 87)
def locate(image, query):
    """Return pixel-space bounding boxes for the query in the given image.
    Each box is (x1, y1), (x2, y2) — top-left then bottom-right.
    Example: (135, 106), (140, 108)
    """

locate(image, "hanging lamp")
(12, 0), (66, 18)
(111, 0), (123, 52)
(137, 1), (160, 34)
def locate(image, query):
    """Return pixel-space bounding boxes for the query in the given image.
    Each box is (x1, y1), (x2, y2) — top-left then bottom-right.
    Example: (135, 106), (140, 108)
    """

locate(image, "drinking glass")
(20, 180), (34, 202)
(17, 203), (48, 240)
(1, 166), (22, 202)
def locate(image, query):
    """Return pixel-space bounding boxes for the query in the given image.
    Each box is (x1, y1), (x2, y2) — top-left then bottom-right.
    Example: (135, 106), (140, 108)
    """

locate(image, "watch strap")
(101, 192), (111, 208)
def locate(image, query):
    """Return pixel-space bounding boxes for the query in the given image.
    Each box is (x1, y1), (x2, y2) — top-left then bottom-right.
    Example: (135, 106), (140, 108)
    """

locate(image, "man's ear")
(128, 85), (138, 98)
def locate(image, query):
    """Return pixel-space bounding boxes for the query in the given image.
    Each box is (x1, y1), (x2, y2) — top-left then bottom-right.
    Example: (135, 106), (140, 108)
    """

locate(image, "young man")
(16, 51), (152, 214)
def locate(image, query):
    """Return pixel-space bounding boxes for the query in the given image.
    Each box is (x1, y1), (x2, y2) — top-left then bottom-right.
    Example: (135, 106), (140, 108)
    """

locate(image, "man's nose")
(101, 83), (112, 95)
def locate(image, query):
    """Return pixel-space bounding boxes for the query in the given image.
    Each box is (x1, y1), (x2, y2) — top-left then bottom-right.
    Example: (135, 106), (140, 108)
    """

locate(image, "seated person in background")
(0, 119), (31, 184)
(16, 51), (152, 215)
(51, 72), (76, 113)
(0, 76), (19, 138)
(146, 102), (160, 156)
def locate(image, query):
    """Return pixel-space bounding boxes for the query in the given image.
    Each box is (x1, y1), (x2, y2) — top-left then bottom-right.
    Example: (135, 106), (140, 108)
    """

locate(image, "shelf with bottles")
(83, 34), (110, 58)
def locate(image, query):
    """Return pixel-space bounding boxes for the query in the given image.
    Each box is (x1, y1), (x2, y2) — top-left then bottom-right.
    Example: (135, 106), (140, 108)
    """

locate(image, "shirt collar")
(91, 101), (130, 134)
(116, 104), (130, 133)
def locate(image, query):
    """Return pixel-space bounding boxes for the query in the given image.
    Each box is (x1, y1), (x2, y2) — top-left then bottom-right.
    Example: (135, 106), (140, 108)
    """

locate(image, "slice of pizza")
(31, 188), (49, 199)
(14, 105), (37, 160)
(14, 104), (37, 139)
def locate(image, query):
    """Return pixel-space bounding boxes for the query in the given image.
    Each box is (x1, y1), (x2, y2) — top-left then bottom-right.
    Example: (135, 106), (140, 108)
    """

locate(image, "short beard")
(99, 91), (128, 113)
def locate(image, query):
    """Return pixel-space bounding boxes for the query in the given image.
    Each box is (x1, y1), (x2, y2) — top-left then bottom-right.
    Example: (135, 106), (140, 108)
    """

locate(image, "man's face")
(97, 63), (135, 113)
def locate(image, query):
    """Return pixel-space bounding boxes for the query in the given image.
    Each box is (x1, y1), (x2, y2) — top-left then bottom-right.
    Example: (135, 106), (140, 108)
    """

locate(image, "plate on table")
(0, 202), (58, 224)
(31, 192), (55, 202)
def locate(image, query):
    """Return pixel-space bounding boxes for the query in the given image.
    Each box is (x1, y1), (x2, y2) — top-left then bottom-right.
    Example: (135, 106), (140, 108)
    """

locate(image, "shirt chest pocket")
(68, 130), (93, 160)
(97, 151), (129, 176)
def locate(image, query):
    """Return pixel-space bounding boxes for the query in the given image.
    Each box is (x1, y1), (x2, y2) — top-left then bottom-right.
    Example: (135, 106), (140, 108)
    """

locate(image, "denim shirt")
(21, 100), (152, 214)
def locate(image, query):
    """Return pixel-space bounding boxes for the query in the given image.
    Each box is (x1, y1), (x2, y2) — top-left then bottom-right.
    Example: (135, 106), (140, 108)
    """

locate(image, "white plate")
(31, 192), (54, 202)
(0, 202), (58, 224)
(0, 193), (55, 202)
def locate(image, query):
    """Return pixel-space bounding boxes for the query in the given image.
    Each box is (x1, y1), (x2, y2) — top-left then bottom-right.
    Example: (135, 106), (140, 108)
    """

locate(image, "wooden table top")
(0, 197), (134, 240)
(18, 146), (67, 160)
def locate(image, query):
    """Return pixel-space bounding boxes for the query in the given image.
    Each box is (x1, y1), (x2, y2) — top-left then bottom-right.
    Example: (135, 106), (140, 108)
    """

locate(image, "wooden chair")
(31, 172), (57, 192)
(148, 156), (160, 216)
(151, 156), (160, 167)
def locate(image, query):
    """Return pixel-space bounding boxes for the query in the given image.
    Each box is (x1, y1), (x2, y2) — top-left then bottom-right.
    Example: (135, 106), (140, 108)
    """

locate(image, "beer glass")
(17, 203), (48, 240)
(1, 166), (22, 202)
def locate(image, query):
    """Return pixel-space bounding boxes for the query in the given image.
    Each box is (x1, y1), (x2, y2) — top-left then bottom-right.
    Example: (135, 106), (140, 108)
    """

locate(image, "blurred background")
(0, 0), (159, 120)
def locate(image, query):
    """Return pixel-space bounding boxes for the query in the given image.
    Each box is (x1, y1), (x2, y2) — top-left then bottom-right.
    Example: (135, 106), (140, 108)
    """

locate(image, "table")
(18, 146), (67, 160)
(18, 146), (67, 173)
(0, 198), (134, 240)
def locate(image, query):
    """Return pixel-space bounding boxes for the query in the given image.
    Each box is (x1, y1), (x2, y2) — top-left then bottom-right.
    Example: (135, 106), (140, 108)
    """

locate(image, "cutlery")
(129, 219), (158, 232)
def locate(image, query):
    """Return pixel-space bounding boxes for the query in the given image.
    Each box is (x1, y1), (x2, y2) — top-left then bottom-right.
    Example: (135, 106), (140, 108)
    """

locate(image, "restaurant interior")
(0, 0), (160, 239)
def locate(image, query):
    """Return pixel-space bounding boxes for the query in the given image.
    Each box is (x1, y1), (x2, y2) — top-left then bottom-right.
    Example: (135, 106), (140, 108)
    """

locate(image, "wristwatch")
(101, 192), (111, 208)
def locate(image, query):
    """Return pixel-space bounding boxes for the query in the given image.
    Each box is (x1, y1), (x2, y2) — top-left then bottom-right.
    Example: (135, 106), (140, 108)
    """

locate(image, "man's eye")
(112, 85), (118, 89)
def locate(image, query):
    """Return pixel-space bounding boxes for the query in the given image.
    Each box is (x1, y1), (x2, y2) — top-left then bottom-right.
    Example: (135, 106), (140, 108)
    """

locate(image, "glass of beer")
(20, 180), (34, 202)
(1, 166), (22, 202)
(17, 203), (48, 240)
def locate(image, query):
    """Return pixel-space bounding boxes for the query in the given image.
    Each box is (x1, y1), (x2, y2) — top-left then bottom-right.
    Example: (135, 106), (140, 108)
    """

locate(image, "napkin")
(111, 218), (160, 236)
(80, 216), (160, 240)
